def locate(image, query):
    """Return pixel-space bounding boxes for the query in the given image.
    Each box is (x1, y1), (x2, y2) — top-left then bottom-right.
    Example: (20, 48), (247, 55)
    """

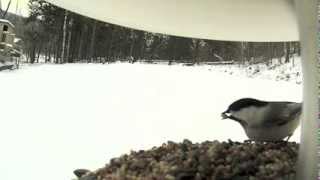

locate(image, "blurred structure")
(0, 19), (21, 70)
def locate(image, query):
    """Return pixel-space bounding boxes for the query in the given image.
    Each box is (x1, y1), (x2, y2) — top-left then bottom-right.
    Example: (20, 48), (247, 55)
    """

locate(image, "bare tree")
(0, 0), (11, 18)
(192, 39), (200, 64)
(77, 22), (87, 61)
(66, 16), (73, 63)
(60, 10), (68, 63)
(89, 20), (97, 62)
(284, 42), (290, 63)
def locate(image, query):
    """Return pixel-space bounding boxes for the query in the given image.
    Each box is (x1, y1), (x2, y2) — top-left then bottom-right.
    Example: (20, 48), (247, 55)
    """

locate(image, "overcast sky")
(2, 0), (29, 17)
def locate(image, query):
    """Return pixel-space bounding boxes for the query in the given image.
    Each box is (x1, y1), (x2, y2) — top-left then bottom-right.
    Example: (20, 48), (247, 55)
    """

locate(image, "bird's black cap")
(227, 98), (268, 111)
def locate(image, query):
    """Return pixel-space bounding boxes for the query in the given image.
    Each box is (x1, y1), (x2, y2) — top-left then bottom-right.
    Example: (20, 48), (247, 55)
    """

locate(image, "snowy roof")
(0, 42), (13, 47)
(14, 38), (21, 43)
(0, 19), (14, 28)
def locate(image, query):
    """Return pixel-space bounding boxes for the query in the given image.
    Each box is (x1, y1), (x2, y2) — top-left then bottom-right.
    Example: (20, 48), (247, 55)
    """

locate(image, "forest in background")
(10, 0), (301, 64)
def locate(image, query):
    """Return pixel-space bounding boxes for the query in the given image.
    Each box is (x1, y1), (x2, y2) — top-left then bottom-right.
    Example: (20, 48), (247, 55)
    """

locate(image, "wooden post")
(294, 0), (318, 179)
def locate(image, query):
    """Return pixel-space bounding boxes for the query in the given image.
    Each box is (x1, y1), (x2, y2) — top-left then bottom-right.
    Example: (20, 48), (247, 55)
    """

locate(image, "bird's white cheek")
(230, 108), (254, 122)
(231, 106), (269, 125)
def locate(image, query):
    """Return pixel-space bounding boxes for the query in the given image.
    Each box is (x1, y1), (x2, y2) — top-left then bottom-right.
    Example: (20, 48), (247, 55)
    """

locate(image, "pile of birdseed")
(75, 140), (299, 180)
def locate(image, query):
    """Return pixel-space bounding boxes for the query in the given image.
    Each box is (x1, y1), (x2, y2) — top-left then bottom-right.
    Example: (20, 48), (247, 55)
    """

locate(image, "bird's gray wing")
(263, 102), (302, 126)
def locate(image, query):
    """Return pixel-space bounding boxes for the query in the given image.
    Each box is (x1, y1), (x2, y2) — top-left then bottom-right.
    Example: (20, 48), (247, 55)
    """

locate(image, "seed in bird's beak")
(221, 112), (229, 119)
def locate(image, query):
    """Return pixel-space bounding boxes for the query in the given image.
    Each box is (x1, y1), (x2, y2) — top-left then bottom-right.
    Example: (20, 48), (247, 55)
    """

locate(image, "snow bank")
(203, 56), (302, 84)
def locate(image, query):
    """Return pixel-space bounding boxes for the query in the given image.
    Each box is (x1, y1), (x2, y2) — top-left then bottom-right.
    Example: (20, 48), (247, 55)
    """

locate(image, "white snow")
(204, 56), (302, 84)
(0, 62), (302, 180)
(0, 19), (15, 28)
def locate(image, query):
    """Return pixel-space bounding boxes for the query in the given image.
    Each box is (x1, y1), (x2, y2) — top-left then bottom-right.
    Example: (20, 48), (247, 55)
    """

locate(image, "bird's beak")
(221, 111), (229, 120)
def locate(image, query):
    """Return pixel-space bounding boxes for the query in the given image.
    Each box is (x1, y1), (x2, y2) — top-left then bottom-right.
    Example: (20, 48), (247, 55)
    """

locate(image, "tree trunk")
(129, 32), (135, 60)
(240, 42), (245, 65)
(107, 27), (115, 62)
(268, 42), (274, 65)
(140, 41), (146, 60)
(54, 46), (57, 63)
(48, 44), (52, 63)
(30, 45), (36, 64)
(172, 37), (177, 61)
(66, 17), (73, 63)
(61, 10), (68, 64)
(44, 46), (48, 63)
(137, 32), (145, 60)
(36, 45), (42, 63)
(89, 20), (97, 63)
(294, 42), (301, 56)
(252, 43), (255, 63)
(77, 23), (87, 61)
(26, 53), (29, 63)
(284, 42), (290, 63)
(193, 40), (200, 64)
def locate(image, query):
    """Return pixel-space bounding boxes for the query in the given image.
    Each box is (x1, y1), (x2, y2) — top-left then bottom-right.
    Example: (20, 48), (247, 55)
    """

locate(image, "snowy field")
(0, 62), (302, 180)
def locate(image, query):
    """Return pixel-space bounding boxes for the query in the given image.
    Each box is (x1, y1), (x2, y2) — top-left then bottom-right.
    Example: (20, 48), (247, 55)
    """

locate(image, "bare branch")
(2, 0), (11, 18)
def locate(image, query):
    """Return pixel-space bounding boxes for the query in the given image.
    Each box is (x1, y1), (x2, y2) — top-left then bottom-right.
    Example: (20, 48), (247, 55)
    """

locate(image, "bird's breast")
(244, 117), (300, 141)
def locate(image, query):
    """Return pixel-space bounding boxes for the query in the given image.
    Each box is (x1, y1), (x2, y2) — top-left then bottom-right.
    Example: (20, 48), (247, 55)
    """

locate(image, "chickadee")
(221, 98), (302, 142)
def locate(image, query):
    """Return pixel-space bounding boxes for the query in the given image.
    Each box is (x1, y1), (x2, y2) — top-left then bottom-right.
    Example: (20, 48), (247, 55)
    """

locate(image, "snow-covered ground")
(0, 62), (302, 180)
(204, 56), (302, 84)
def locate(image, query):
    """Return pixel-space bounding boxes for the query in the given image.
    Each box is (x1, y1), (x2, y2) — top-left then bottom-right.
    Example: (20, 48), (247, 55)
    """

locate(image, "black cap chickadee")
(222, 98), (302, 141)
